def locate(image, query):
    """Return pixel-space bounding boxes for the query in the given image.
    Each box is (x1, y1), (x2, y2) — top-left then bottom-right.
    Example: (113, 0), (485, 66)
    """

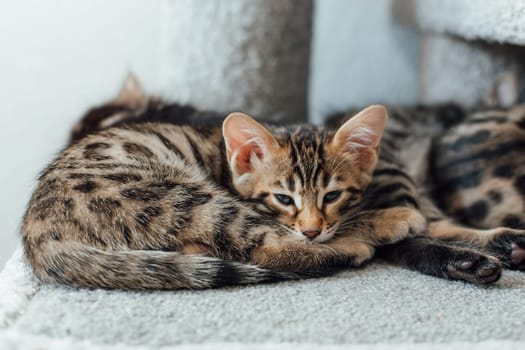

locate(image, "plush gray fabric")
(410, 0), (525, 45)
(394, 0), (525, 108)
(2, 247), (525, 349)
(419, 34), (525, 107)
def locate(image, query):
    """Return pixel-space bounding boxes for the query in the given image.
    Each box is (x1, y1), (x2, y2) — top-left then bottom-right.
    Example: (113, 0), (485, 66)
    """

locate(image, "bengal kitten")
(45, 77), (524, 286)
(28, 96), (445, 289)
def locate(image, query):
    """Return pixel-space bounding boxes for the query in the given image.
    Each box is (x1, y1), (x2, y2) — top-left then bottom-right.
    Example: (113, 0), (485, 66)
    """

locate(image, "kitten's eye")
(275, 194), (294, 206)
(324, 190), (342, 204)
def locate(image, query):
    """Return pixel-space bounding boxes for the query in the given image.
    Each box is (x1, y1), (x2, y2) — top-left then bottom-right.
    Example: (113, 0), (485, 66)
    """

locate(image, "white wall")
(309, 0), (419, 123)
(0, 0), (166, 267)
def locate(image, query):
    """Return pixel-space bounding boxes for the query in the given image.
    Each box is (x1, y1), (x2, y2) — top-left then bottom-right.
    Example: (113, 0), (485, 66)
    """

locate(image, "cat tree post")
(419, 34), (524, 107)
(161, 0), (313, 123)
(395, 0), (525, 107)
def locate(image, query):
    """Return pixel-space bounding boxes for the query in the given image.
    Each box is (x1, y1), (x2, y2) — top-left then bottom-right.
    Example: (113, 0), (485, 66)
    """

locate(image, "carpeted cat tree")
(1, 1), (525, 349)
(400, 0), (525, 107)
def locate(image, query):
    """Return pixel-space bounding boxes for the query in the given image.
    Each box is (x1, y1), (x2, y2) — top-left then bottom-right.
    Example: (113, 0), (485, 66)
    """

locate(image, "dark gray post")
(163, 0), (313, 123)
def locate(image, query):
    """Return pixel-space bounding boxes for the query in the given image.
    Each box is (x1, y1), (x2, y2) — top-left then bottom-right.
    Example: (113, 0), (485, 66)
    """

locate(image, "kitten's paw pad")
(510, 243), (525, 269)
(489, 231), (525, 270)
(445, 253), (502, 285)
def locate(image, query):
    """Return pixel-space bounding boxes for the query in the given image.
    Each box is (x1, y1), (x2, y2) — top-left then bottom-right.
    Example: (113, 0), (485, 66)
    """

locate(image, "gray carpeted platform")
(2, 251), (525, 349)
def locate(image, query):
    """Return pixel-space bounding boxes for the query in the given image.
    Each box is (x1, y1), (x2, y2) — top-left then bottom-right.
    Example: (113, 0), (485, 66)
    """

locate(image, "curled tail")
(24, 240), (313, 290)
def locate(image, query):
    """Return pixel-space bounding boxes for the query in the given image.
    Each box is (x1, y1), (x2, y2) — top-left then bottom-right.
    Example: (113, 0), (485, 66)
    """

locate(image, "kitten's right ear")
(113, 72), (146, 106)
(222, 112), (279, 177)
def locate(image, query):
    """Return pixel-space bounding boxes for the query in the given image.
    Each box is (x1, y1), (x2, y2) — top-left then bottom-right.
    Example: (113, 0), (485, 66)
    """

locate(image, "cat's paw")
(488, 231), (525, 270)
(444, 252), (502, 285)
(386, 208), (427, 240)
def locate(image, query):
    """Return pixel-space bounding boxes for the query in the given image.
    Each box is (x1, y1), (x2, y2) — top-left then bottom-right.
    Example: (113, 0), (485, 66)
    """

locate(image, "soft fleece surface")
(411, 0), (525, 45)
(1, 247), (525, 350)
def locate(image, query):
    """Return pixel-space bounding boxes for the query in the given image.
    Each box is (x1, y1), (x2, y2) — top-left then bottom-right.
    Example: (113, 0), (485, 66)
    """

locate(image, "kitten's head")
(223, 105), (387, 243)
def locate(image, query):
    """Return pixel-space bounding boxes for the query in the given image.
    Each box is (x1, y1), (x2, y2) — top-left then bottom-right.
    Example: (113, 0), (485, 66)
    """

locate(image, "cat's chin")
(313, 232), (336, 244)
(313, 234), (334, 243)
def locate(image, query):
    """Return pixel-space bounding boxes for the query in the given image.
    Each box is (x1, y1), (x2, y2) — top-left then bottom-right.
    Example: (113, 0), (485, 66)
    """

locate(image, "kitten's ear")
(223, 112), (279, 176)
(113, 72), (146, 105)
(486, 72), (518, 108)
(331, 105), (388, 174)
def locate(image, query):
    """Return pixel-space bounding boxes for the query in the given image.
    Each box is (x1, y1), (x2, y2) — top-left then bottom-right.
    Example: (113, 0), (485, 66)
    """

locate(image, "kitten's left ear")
(113, 72), (147, 106)
(486, 72), (518, 108)
(331, 104), (388, 174)
(223, 112), (279, 177)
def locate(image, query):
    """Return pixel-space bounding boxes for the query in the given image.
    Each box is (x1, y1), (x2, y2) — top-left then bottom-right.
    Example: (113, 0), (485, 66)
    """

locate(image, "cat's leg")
(418, 195), (525, 270)
(250, 206), (428, 273)
(487, 232), (525, 270)
(427, 220), (525, 271)
(343, 207), (427, 246)
(377, 236), (502, 284)
(356, 181), (502, 283)
(249, 225), (375, 272)
(352, 164), (430, 246)
(253, 202), (428, 272)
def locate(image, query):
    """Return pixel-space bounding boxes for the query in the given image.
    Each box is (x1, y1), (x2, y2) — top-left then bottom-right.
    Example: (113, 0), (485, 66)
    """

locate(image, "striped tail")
(25, 240), (318, 290)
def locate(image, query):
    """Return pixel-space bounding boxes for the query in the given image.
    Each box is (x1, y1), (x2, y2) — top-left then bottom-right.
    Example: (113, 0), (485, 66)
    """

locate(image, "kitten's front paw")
(386, 208), (427, 241)
(445, 252), (502, 285)
(489, 231), (525, 270)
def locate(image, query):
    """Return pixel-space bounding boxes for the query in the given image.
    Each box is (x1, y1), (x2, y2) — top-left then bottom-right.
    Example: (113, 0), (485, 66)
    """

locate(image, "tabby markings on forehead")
(293, 192), (303, 210)
(286, 176), (295, 192)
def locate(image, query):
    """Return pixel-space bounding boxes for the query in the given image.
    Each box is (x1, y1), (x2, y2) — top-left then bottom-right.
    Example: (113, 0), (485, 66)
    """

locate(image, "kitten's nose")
(302, 230), (321, 239)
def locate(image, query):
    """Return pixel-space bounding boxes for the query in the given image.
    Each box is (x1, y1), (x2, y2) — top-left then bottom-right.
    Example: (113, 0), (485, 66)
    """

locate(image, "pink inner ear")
(233, 141), (264, 174)
(333, 105), (387, 173)
(345, 128), (382, 173)
(346, 127), (380, 149)
(223, 112), (279, 176)
(354, 148), (376, 172)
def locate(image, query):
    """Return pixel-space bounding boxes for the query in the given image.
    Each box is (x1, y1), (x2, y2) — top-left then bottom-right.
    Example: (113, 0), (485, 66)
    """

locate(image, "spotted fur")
(432, 105), (525, 270)
(24, 102), (427, 290)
